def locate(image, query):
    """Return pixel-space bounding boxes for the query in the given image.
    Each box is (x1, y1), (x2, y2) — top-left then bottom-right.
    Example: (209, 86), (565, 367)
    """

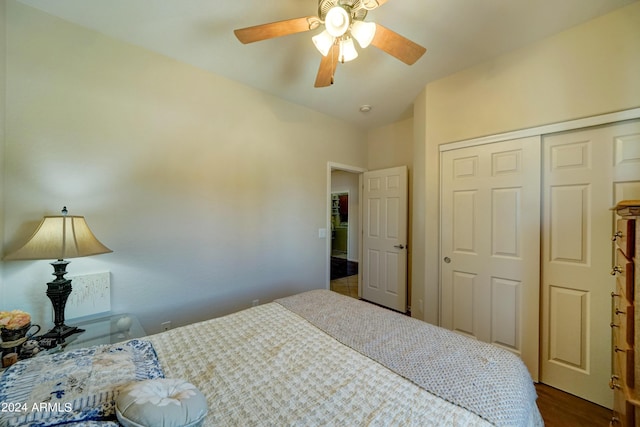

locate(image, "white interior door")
(541, 120), (640, 408)
(362, 166), (408, 312)
(440, 136), (541, 380)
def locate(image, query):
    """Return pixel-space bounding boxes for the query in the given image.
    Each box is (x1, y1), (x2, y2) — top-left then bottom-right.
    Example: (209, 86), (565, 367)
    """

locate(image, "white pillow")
(116, 379), (207, 427)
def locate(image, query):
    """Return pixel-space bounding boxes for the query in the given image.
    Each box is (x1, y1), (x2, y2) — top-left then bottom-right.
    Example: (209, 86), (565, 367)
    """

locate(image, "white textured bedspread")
(277, 290), (540, 426)
(148, 291), (542, 426)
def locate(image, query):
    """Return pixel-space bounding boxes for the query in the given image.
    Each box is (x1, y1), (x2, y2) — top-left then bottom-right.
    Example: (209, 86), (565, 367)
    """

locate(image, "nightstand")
(60, 313), (146, 351)
(0, 314), (146, 369)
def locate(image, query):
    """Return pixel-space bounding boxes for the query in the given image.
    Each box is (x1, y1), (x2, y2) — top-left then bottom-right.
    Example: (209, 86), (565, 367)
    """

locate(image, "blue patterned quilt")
(0, 339), (163, 427)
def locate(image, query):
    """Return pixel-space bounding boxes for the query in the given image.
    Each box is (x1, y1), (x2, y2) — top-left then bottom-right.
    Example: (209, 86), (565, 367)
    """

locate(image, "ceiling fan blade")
(234, 17), (317, 44)
(315, 45), (339, 88)
(371, 24), (426, 65)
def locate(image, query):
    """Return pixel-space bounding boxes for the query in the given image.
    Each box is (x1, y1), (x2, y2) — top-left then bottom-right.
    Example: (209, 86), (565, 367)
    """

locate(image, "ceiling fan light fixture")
(233, 0), (427, 87)
(325, 6), (351, 37)
(338, 38), (358, 63)
(312, 30), (335, 56)
(350, 20), (376, 48)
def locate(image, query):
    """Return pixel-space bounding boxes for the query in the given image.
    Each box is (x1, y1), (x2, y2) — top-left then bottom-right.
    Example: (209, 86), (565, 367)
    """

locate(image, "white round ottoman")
(116, 379), (207, 427)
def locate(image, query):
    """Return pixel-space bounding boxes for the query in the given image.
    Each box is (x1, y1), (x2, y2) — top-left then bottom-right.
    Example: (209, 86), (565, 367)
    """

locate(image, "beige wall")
(415, 1), (640, 324)
(426, 2), (640, 145)
(367, 118), (413, 170)
(1, 1), (367, 333)
(5, 0), (637, 332)
(0, 0), (5, 305)
(411, 91), (427, 319)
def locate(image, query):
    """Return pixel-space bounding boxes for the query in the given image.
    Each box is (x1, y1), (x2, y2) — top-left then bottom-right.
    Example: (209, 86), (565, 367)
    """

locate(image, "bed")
(0, 290), (542, 426)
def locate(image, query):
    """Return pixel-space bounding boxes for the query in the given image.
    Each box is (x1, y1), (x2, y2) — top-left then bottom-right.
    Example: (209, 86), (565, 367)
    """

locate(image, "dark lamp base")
(40, 325), (84, 341)
(39, 259), (85, 348)
(37, 325), (84, 349)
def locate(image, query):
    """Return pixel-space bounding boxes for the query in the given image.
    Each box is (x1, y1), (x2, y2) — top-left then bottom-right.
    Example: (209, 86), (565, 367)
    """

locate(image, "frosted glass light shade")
(325, 6), (350, 37)
(312, 30), (335, 56)
(350, 20), (376, 48)
(4, 215), (112, 260)
(338, 38), (358, 63)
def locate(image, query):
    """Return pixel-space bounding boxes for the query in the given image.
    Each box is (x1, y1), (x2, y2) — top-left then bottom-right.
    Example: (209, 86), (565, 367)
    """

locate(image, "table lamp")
(4, 207), (112, 343)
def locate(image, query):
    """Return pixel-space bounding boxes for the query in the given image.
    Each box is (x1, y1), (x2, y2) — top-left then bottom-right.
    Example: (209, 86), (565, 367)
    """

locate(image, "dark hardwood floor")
(535, 383), (612, 426)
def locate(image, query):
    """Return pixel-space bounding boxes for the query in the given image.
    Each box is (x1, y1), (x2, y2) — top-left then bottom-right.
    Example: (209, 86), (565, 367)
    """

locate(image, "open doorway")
(328, 164), (364, 298)
(330, 192), (349, 259)
(330, 191), (358, 284)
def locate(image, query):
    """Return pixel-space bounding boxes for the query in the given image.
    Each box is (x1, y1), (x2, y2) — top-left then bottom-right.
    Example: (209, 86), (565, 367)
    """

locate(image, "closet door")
(441, 136), (541, 380)
(541, 120), (640, 408)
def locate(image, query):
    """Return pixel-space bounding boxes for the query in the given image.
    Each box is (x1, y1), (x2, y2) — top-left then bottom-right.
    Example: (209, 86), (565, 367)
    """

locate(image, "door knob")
(609, 375), (621, 389)
(444, 257), (451, 264)
(394, 244), (405, 249)
(611, 265), (623, 276)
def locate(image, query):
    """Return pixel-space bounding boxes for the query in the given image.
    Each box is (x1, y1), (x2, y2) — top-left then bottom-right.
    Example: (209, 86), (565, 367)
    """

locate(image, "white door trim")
(439, 108), (640, 152)
(326, 162), (367, 290)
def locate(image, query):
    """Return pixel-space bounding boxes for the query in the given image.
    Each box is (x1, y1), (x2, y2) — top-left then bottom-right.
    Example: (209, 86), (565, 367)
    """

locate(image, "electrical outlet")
(252, 299), (260, 307)
(161, 321), (171, 331)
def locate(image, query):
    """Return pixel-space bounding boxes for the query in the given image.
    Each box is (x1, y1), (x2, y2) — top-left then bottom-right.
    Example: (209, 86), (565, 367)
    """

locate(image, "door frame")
(326, 162), (367, 291)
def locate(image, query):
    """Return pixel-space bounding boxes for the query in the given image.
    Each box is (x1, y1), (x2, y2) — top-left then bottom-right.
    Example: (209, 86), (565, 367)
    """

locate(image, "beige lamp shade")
(4, 215), (112, 261)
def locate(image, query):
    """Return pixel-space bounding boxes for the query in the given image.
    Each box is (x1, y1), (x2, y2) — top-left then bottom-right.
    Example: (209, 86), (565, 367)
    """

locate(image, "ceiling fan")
(234, 0), (426, 88)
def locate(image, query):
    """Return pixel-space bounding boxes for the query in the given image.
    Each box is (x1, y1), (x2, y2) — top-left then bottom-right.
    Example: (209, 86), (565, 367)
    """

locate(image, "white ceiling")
(17, 0), (637, 130)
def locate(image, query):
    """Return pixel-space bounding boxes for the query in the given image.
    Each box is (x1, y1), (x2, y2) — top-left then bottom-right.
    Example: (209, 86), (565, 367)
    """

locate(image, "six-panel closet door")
(540, 120), (640, 408)
(440, 136), (541, 380)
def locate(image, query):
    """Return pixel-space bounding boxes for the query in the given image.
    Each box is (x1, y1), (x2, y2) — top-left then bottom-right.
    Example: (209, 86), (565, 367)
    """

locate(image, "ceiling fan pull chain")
(331, 42), (336, 84)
